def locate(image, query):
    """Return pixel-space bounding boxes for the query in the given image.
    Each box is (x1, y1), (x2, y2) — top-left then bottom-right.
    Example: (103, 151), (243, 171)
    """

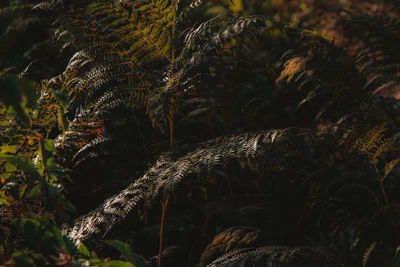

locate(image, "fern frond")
(33, 0), (64, 10)
(353, 125), (393, 162)
(199, 226), (268, 267)
(147, 15), (280, 128)
(344, 12), (400, 81)
(63, 127), (359, 243)
(65, 129), (295, 242)
(362, 242), (376, 267)
(207, 245), (330, 267)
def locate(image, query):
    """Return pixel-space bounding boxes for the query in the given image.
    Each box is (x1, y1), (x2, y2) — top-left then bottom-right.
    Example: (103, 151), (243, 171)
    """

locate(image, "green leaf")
(0, 191), (9, 205)
(9, 251), (35, 266)
(43, 139), (55, 152)
(98, 261), (136, 267)
(61, 235), (78, 256)
(0, 153), (45, 184)
(29, 184), (43, 196)
(78, 243), (91, 258)
(12, 217), (77, 255)
(105, 240), (147, 267)
(1, 162), (17, 180)
(13, 217), (60, 254)
(5, 162), (17, 172)
(0, 145), (17, 154)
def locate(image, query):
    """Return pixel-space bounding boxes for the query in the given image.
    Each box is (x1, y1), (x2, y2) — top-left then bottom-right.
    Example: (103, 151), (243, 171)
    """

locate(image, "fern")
(147, 15), (283, 130)
(65, 129), (287, 242)
(64, 127), (376, 243)
(362, 242), (376, 267)
(353, 125), (394, 163)
(207, 245), (330, 267)
(3, 1), (400, 265)
(198, 226), (268, 267)
(344, 12), (400, 80)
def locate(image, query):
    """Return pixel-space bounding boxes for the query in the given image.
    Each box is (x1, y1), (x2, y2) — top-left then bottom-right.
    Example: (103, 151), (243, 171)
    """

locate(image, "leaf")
(98, 261), (136, 267)
(1, 162), (17, 180)
(61, 235), (78, 256)
(105, 240), (147, 267)
(5, 162), (17, 172)
(384, 159), (400, 178)
(0, 153), (45, 184)
(78, 243), (91, 258)
(43, 139), (55, 152)
(8, 251), (35, 266)
(57, 108), (69, 132)
(12, 217), (61, 254)
(229, 0), (243, 12)
(0, 191), (9, 205)
(13, 217), (78, 256)
(0, 145), (17, 154)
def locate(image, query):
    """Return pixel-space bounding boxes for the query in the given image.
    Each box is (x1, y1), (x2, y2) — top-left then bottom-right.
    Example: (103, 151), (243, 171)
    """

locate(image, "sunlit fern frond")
(176, 0), (226, 24)
(32, 0), (65, 10)
(147, 15), (281, 129)
(207, 245), (331, 267)
(65, 128), (301, 242)
(362, 242), (376, 267)
(85, 0), (176, 66)
(37, 1), (168, 172)
(352, 125), (394, 164)
(63, 127), (374, 243)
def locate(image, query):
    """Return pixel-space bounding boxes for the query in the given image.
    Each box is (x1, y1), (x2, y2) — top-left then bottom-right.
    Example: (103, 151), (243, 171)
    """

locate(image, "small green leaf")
(44, 139), (55, 152)
(5, 162), (17, 172)
(0, 191), (9, 205)
(78, 243), (91, 258)
(1, 162), (17, 180)
(105, 240), (147, 267)
(60, 235), (78, 256)
(57, 108), (69, 131)
(29, 184), (43, 196)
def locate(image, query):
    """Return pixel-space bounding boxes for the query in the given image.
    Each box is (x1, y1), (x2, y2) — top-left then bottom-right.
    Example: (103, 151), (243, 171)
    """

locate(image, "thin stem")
(378, 179), (390, 206)
(168, 1), (177, 153)
(158, 194), (170, 267)
(169, 101), (174, 153)
(159, 4), (177, 266)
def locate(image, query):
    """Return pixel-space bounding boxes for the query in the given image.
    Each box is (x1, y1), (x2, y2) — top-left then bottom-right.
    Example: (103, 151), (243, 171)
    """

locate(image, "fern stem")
(168, 0), (177, 153)
(169, 104), (174, 153)
(378, 179), (390, 206)
(158, 194), (170, 267)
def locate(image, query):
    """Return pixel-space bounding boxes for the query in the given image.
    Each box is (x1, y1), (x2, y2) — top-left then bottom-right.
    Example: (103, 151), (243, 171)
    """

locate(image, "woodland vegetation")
(0, 0), (400, 266)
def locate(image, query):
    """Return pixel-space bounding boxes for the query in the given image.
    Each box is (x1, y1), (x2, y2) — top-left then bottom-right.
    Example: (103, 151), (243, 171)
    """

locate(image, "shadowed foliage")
(1, 0), (400, 266)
